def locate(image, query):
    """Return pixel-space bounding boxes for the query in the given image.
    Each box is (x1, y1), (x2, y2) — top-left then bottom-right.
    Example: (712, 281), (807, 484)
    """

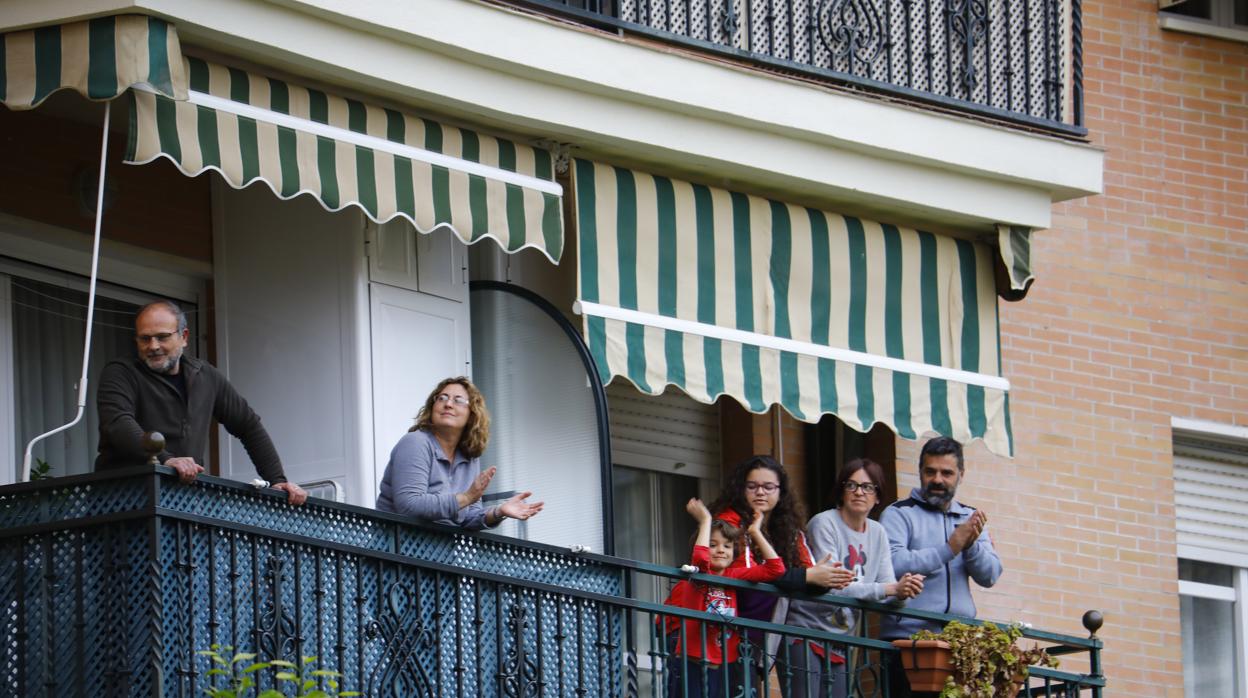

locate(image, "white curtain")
(9, 275), (195, 477)
(1181, 594), (1237, 696)
(469, 288), (604, 550)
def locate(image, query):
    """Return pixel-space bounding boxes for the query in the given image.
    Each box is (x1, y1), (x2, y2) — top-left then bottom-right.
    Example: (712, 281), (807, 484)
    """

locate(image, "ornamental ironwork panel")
(546, 0), (1079, 129)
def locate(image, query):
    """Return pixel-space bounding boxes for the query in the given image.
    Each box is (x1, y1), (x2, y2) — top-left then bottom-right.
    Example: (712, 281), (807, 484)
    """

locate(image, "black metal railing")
(504, 0), (1084, 134)
(0, 467), (1105, 697)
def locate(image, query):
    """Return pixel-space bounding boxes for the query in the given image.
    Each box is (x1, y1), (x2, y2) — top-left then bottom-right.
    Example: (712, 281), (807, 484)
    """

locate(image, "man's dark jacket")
(95, 355), (287, 483)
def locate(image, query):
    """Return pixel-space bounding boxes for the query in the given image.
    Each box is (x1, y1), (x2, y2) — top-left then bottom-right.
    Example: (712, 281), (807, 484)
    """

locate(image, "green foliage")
(913, 622), (1058, 698)
(198, 646), (361, 698)
(29, 459), (53, 481)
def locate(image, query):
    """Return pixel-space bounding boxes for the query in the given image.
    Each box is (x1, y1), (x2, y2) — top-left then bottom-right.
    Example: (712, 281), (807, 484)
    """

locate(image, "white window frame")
(1160, 0), (1248, 43)
(1174, 417), (1248, 698)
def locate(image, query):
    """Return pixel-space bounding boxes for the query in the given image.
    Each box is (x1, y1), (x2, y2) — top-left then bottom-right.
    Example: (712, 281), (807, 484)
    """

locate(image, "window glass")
(1179, 559), (1234, 586)
(1180, 594), (1238, 697)
(1164, 0), (1214, 19)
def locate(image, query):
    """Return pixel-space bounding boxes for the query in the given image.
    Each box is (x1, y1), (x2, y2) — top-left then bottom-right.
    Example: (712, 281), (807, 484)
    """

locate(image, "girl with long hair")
(707, 456), (854, 669)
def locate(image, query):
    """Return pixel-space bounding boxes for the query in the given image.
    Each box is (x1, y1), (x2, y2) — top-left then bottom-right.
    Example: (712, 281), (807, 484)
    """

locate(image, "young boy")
(662, 498), (786, 696)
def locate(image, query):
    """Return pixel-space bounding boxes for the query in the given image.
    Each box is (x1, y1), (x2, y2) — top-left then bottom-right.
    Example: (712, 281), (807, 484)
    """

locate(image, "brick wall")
(893, 2), (1247, 695)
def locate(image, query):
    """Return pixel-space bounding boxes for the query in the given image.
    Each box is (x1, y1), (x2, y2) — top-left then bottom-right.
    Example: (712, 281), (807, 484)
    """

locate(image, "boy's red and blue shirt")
(661, 545), (785, 664)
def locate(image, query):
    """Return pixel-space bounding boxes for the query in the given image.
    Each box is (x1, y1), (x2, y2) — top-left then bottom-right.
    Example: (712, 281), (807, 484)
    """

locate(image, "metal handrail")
(0, 467), (1106, 696)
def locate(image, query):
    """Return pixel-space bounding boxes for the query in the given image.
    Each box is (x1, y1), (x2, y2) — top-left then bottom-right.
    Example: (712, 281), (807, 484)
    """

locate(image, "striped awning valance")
(574, 159), (1013, 456)
(126, 56), (564, 261)
(997, 224), (1034, 294)
(1, 15), (186, 110)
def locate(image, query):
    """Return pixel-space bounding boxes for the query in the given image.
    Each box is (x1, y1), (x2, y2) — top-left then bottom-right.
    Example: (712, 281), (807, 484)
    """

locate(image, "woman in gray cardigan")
(783, 459), (925, 698)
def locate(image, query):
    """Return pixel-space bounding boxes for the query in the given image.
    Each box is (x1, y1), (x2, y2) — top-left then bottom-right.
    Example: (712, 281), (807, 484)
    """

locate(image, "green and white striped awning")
(1, 15), (186, 110)
(998, 224), (1035, 294)
(574, 159), (1014, 456)
(126, 56), (564, 261)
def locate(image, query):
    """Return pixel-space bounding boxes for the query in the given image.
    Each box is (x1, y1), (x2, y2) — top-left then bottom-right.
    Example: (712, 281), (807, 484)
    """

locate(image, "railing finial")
(1082, 609), (1103, 638)
(142, 431), (165, 466)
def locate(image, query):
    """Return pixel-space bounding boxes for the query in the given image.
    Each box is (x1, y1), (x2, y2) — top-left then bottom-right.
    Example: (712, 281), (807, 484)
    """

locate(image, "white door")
(214, 183), (363, 503)
(367, 223), (470, 496)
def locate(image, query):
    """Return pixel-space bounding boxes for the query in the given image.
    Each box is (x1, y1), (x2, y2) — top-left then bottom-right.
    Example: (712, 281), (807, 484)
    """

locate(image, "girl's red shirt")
(661, 545), (785, 664)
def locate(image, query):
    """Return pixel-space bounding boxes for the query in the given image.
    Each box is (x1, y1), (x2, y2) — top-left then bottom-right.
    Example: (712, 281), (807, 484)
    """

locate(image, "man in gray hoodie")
(880, 436), (1003, 696)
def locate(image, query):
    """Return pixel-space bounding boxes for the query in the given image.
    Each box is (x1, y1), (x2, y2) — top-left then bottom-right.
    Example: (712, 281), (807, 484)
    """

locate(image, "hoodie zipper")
(943, 512), (953, 614)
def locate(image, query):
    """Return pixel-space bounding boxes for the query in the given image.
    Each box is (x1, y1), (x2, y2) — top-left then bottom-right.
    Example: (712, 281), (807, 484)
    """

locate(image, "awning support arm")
(21, 101), (111, 481)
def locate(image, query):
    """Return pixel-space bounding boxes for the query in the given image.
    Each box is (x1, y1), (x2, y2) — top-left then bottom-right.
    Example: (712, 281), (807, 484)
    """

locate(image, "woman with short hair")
(376, 376), (542, 529)
(783, 458), (925, 697)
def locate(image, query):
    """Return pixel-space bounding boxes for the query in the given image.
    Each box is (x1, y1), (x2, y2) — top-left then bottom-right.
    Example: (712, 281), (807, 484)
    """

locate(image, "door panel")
(214, 184), (360, 500)
(369, 282), (470, 488)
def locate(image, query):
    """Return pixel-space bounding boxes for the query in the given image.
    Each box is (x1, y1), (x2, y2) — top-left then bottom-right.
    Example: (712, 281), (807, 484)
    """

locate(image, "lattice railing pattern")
(570, 0), (1073, 126)
(0, 470), (623, 697)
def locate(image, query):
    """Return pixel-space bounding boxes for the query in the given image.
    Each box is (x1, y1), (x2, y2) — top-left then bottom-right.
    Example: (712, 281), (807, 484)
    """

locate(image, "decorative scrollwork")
(366, 581), (436, 698)
(718, 2), (741, 47)
(255, 555), (298, 663)
(816, 0), (887, 73)
(499, 601), (541, 698)
(947, 0), (989, 92)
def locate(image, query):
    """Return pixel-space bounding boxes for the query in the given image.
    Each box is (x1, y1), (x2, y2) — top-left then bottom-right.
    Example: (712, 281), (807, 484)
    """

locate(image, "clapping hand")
(806, 553), (855, 590)
(457, 466), (496, 509)
(948, 509), (988, 554)
(498, 491), (543, 520)
(893, 573), (925, 600)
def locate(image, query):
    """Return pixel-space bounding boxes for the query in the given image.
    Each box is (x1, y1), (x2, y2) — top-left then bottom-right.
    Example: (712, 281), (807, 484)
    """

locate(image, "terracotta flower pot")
(891, 639), (953, 693)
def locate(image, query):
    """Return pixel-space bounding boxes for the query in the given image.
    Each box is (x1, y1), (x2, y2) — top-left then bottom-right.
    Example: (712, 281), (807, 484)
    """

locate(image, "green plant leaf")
(275, 671), (298, 681)
(242, 662), (271, 674)
(257, 691), (285, 698)
(309, 670), (341, 677)
(231, 652), (258, 664)
(302, 655), (319, 665)
(269, 660), (296, 668)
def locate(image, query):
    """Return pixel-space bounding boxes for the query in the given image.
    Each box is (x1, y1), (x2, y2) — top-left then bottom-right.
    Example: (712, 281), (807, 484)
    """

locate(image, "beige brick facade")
(731, 3), (1245, 694)
(922, 1), (1246, 695)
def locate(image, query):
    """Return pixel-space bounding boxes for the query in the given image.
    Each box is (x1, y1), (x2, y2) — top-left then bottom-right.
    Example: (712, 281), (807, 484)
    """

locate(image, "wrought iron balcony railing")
(503, 0), (1084, 135)
(0, 467), (1105, 697)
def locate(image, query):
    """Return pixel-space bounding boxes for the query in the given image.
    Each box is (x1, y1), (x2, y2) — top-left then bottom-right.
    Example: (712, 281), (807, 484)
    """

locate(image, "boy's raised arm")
(686, 498), (712, 548)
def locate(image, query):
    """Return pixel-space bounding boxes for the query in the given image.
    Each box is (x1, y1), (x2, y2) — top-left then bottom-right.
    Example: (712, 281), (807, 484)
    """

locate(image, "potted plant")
(893, 621), (1058, 697)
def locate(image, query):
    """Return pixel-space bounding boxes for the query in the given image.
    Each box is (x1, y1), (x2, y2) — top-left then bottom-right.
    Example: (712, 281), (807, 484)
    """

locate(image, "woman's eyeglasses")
(843, 481), (879, 495)
(745, 481), (780, 493)
(435, 393), (470, 407)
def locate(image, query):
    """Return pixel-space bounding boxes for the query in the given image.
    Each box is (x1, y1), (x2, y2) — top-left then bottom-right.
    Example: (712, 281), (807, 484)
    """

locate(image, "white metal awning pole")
(21, 101), (111, 482)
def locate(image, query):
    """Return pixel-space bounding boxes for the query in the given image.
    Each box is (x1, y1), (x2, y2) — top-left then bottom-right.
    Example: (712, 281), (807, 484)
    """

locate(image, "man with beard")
(95, 301), (306, 505)
(879, 436), (1002, 696)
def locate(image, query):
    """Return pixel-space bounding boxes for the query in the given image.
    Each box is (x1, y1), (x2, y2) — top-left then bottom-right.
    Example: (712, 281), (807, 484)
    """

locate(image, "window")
(608, 382), (722, 692)
(1179, 559), (1244, 696)
(1173, 419), (1248, 698)
(1, 265), (198, 482)
(1160, 0), (1248, 41)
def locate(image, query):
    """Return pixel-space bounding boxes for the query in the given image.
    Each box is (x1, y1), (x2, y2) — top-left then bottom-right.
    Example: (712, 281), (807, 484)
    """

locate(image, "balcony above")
(1, 0), (1102, 234)
(506, 0), (1085, 135)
